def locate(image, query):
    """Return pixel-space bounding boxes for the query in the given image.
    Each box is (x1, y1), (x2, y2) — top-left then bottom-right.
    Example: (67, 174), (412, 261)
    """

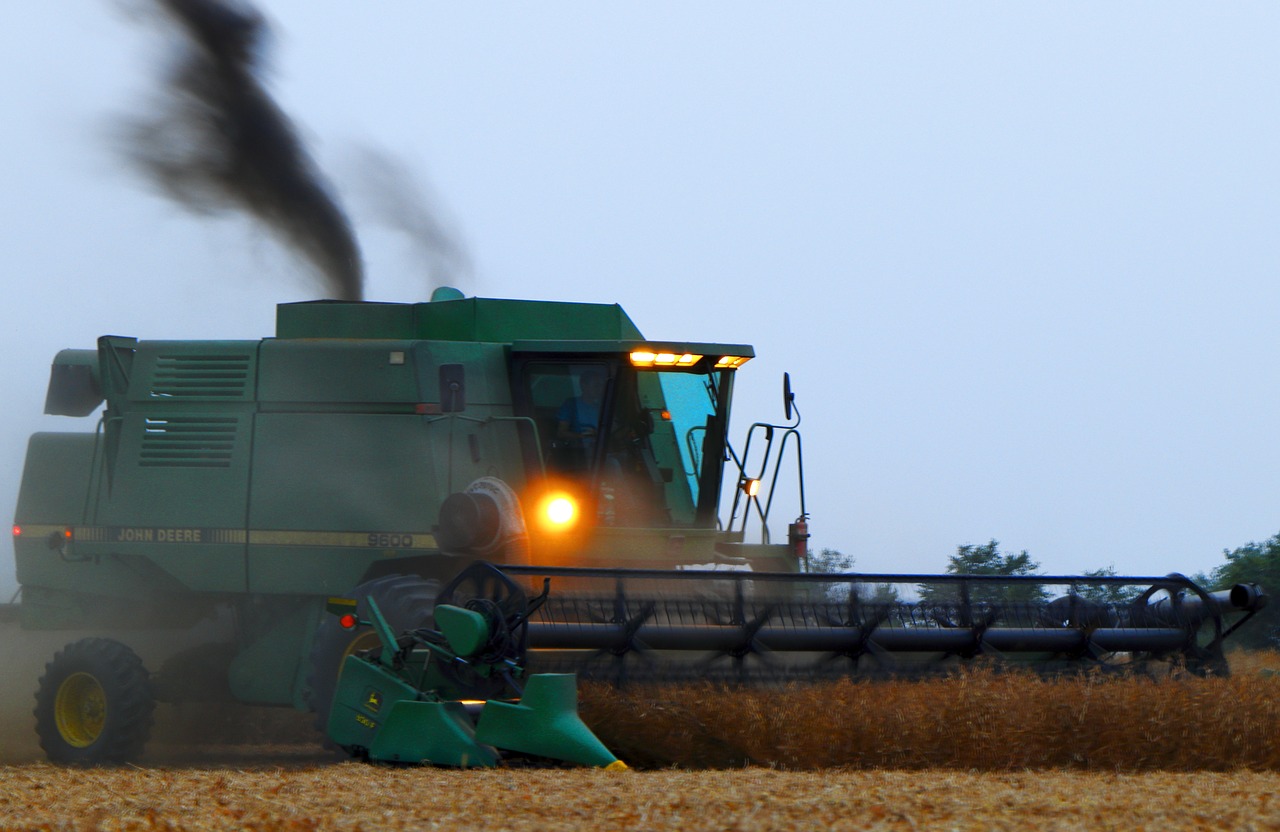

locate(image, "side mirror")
(783, 372), (794, 421)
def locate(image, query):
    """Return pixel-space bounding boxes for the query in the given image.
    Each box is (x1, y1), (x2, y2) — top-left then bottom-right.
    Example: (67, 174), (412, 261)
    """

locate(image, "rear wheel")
(304, 574), (438, 738)
(34, 638), (154, 765)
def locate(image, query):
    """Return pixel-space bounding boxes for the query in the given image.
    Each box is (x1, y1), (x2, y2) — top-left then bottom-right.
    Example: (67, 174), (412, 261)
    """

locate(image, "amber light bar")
(629, 349), (752, 370)
(630, 350), (702, 368)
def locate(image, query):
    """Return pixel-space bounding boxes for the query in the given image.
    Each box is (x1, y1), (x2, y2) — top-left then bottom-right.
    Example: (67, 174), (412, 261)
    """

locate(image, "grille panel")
(149, 354), (251, 399)
(139, 417), (238, 468)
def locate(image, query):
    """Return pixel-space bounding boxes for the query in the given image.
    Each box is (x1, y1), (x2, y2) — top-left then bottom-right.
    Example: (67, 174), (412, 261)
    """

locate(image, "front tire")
(34, 638), (154, 765)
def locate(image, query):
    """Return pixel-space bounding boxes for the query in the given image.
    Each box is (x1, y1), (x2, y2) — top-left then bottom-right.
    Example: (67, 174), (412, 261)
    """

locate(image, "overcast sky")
(4, 3), (1280, 595)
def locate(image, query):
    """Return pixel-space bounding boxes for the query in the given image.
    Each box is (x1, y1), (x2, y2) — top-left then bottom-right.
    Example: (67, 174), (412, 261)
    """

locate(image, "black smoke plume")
(121, 0), (363, 300)
(346, 147), (473, 293)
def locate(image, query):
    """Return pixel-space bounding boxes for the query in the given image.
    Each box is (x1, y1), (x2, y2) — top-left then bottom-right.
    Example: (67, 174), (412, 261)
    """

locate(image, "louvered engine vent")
(149, 354), (251, 399)
(140, 417), (237, 468)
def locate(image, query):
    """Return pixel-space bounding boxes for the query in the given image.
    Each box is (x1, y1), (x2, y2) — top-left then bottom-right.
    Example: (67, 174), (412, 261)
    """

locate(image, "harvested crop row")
(2, 766), (1279, 831)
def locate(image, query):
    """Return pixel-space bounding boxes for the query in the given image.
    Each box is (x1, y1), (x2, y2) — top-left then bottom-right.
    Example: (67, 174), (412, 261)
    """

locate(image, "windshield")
(519, 359), (732, 528)
(636, 370), (726, 522)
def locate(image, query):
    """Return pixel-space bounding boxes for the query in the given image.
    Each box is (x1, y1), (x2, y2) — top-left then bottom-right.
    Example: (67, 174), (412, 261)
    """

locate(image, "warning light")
(545, 496), (577, 526)
(12, 525), (21, 537)
(742, 478), (761, 498)
(531, 490), (580, 534)
(339, 613), (359, 630)
(64, 528), (73, 540)
(660, 410), (671, 421)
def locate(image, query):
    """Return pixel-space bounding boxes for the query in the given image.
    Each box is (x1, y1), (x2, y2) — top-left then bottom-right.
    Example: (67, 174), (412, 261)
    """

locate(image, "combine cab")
(10, 288), (1268, 764)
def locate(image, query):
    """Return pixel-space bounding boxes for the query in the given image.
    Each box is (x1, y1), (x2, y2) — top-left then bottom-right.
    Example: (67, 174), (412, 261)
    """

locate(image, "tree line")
(807, 535), (1279, 650)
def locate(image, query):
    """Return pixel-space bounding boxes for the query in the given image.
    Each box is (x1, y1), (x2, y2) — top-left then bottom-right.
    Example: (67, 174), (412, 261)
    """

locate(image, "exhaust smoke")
(346, 146), (473, 293)
(120, 0), (363, 300)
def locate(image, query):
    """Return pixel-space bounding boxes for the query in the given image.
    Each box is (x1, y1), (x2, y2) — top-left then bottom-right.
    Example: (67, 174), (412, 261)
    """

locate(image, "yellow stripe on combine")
(15, 524), (66, 539)
(249, 530), (439, 550)
(43, 526), (438, 551)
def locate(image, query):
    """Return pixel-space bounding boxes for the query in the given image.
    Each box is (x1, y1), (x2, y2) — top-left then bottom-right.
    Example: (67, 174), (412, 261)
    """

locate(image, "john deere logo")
(364, 688), (383, 713)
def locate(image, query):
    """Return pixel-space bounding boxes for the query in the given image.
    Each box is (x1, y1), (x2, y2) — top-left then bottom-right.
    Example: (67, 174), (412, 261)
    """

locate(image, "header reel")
(510, 566), (1269, 682)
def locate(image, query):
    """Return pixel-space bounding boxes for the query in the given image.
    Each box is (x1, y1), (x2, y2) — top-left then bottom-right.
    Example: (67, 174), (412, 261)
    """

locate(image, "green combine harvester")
(10, 288), (1268, 765)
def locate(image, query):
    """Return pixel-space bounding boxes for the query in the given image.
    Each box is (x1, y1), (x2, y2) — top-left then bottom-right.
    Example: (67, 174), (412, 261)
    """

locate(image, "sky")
(3, 3), (1280, 596)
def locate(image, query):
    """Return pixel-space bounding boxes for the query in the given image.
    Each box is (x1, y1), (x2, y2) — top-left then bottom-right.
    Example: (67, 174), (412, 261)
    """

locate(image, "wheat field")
(1, 650), (1278, 830)
(579, 660), (1280, 770)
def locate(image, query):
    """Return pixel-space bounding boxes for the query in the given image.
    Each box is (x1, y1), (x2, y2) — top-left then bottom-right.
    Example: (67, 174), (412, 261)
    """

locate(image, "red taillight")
(12, 525), (20, 537)
(339, 613), (358, 630)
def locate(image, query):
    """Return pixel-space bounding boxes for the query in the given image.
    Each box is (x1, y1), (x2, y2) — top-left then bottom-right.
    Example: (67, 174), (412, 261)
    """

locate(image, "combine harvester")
(9, 288), (1268, 764)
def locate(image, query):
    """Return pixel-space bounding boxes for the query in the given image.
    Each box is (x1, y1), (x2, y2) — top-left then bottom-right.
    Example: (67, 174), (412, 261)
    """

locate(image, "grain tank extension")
(11, 289), (1268, 764)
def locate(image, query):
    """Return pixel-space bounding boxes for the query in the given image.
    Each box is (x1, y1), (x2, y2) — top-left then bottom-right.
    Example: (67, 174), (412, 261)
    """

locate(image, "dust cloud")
(0, 622), (321, 765)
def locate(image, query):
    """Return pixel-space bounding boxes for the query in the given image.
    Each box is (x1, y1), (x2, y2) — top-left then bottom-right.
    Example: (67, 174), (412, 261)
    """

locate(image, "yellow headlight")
(545, 495), (577, 527)
(531, 491), (581, 534)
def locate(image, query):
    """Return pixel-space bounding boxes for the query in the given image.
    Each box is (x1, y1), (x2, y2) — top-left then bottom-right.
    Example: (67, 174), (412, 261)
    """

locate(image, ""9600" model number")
(367, 533), (415, 548)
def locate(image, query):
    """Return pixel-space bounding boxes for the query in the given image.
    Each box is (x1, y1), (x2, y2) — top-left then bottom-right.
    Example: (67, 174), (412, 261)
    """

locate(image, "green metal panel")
(275, 297), (644, 343)
(247, 413), (443, 593)
(257, 339), (421, 404)
(10, 434), (199, 603)
(14, 433), (96, 526)
(326, 655), (421, 750)
(256, 339), (514, 410)
(411, 341), (514, 408)
(14, 582), (214, 630)
(249, 549), (394, 598)
(475, 674), (619, 768)
(84, 409), (252, 592)
(244, 410), (532, 593)
(368, 701), (498, 767)
(13, 427), (224, 624)
(275, 301), (415, 340)
(122, 341), (258, 404)
(435, 603), (490, 657)
(511, 339), (754, 359)
(96, 411), (253, 526)
(248, 413), (439, 531)
(61, 340), (262, 593)
(227, 598), (319, 707)
(415, 298), (644, 342)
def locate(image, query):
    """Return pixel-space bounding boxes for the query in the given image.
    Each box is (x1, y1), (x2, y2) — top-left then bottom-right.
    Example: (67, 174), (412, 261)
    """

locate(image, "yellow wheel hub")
(338, 632), (380, 679)
(54, 672), (107, 748)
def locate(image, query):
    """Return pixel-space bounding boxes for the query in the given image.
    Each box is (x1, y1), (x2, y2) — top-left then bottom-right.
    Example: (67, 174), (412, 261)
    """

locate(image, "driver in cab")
(556, 370), (606, 451)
